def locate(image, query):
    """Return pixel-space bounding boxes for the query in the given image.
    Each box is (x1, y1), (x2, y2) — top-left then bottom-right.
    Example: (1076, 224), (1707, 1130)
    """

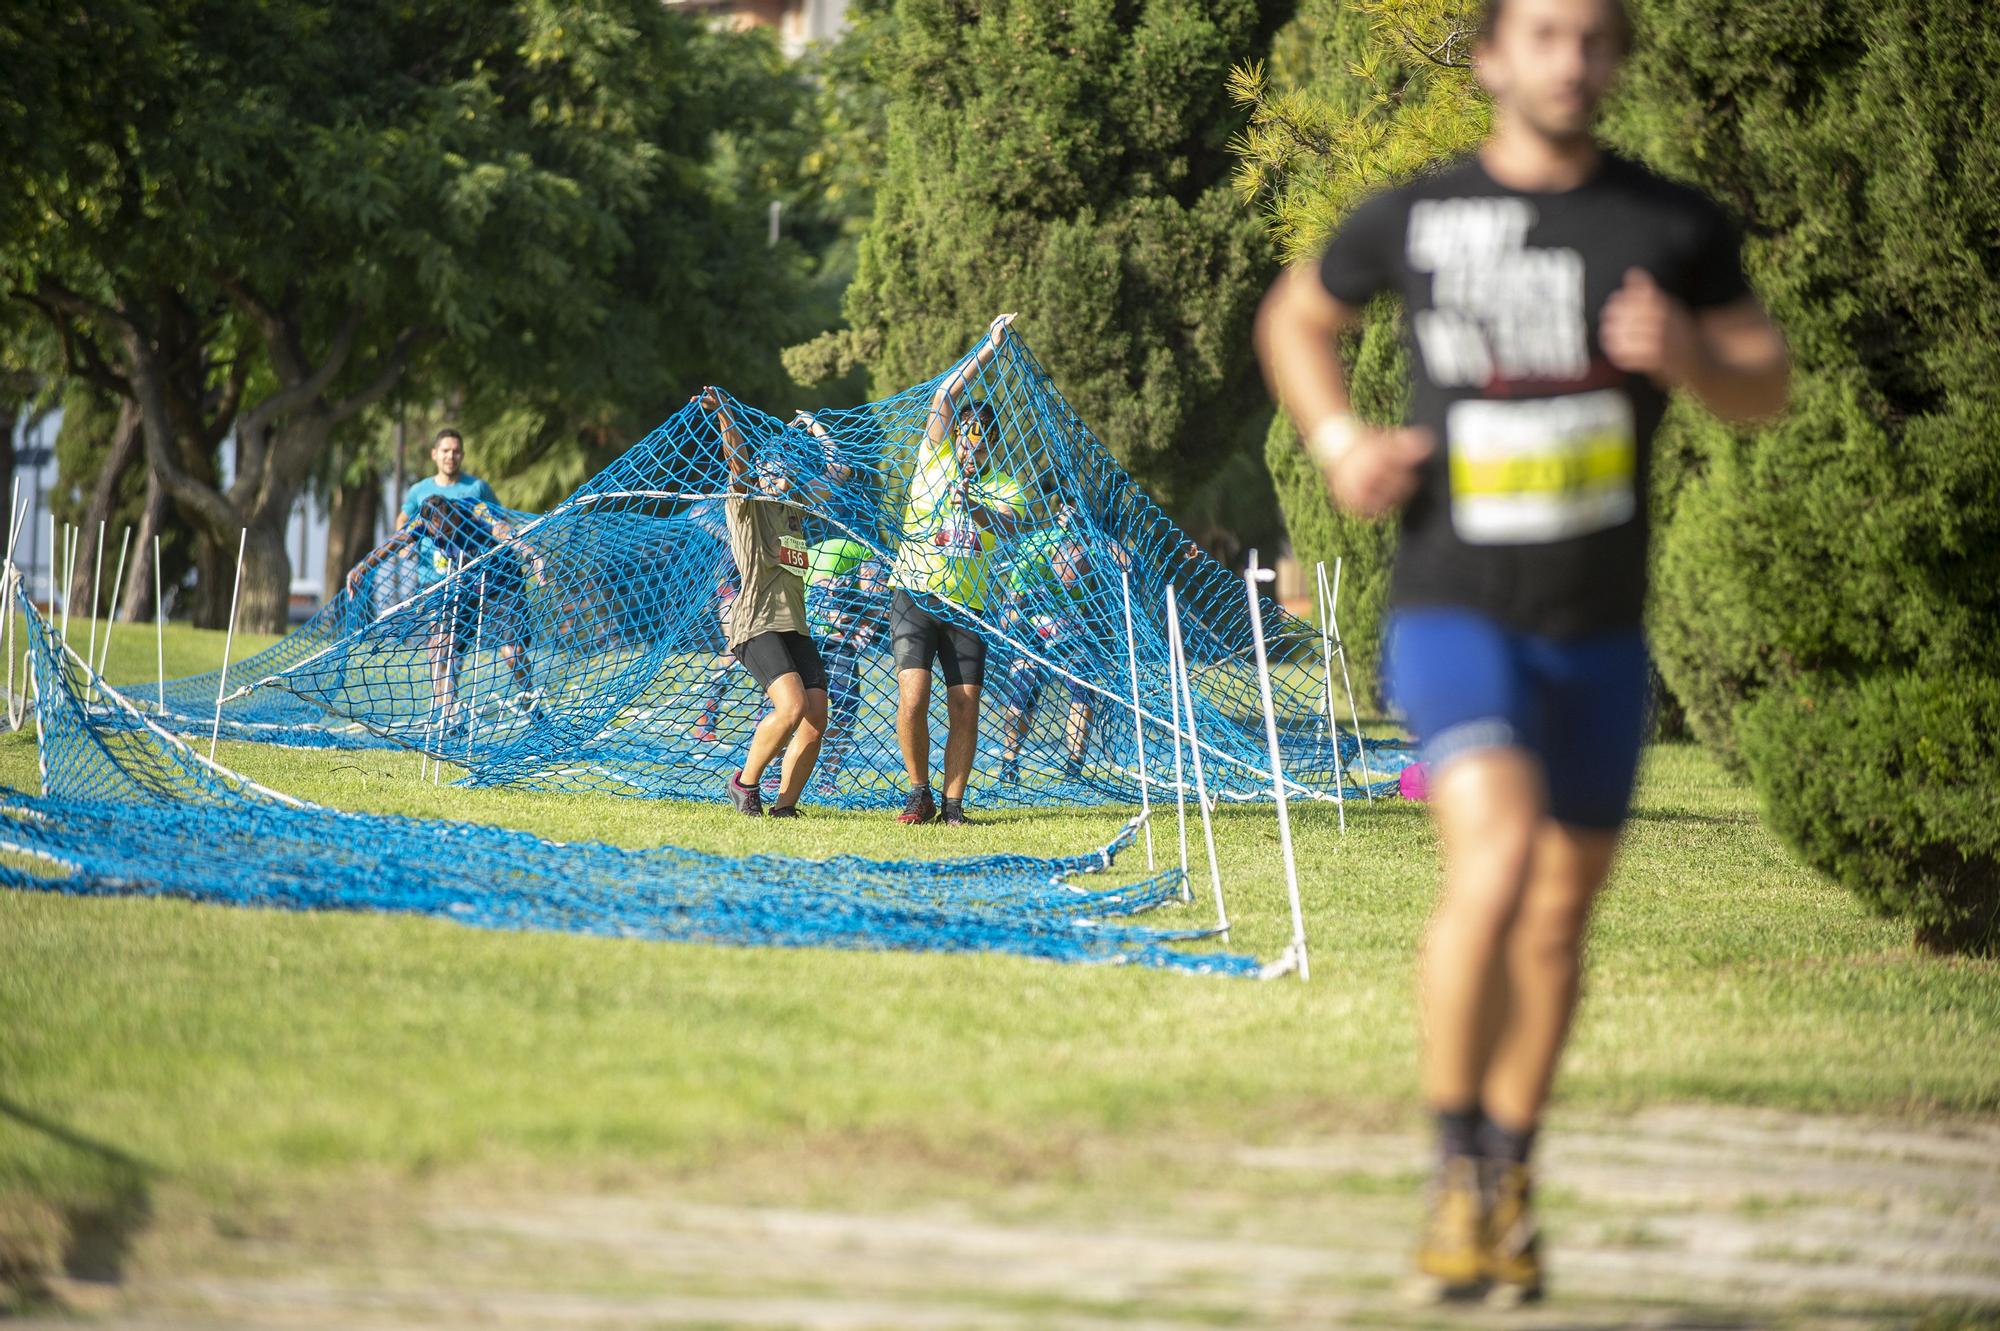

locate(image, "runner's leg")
(743, 670), (805, 787)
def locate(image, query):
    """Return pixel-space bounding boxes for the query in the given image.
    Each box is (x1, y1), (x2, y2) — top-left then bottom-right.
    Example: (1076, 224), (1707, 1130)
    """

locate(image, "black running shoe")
(897, 788), (936, 825)
(768, 804), (800, 819)
(941, 798), (970, 826)
(727, 771), (763, 816)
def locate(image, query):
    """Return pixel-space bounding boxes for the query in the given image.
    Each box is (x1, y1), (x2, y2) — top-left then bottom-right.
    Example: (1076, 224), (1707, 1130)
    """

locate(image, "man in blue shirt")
(400, 428), (501, 575)
(347, 427), (538, 736)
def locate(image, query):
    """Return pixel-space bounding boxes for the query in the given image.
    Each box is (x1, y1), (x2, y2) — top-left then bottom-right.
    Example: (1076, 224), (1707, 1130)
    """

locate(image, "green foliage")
(1229, 0), (1483, 699)
(1228, 0), (1485, 263)
(1606, 0), (2000, 946)
(1739, 671), (2000, 956)
(1617, 1), (2000, 757)
(48, 386), (137, 534)
(816, 0), (1292, 539)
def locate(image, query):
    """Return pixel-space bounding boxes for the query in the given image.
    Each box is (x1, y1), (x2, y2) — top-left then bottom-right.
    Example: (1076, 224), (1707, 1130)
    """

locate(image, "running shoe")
(768, 804), (801, 819)
(1482, 1162), (1543, 1306)
(1406, 1156), (1486, 1303)
(897, 788), (937, 825)
(691, 713), (720, 743)
(940, 798), (970, 826)
(726, 771), (763, 816)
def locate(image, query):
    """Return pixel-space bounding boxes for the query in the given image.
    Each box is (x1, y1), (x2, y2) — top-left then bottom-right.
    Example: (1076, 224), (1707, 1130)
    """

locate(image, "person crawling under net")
(699, 387), (852, 817)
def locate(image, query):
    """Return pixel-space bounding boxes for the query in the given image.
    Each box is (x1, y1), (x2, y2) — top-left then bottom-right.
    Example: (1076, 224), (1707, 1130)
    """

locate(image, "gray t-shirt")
(724, 495), (809, 648)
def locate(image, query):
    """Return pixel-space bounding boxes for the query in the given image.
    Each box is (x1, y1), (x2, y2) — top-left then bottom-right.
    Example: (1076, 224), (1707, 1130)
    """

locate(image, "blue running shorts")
(1383, 607), (1650, 830)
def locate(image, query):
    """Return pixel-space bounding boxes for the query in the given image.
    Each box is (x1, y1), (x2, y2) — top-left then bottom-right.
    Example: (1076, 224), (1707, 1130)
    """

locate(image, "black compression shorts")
(737, 630), (828, 693)
(890, 589), (985, 689)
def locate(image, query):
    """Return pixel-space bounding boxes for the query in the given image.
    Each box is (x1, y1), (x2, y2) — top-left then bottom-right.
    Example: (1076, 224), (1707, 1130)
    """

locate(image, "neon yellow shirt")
(889, 438), (1024, 613)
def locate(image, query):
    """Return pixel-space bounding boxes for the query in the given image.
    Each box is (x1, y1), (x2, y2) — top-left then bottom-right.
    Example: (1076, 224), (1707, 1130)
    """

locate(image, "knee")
(770, 694), (806, 729)
(802, 693), (829, 731)
(946, 690), (980, 725)
(1515, 888), (1592, 959)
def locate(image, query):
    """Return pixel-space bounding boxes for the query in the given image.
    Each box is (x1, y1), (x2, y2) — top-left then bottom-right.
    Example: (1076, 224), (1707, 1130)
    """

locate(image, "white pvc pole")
(44, 512), (55, 615)
(1168, 584), (1227, 940)
(60, 523), (75, 643)
(466, 572), (486, 765)
(1119, 569), (1154, 870)
(4, 483), (23, 730)
(96, 526), (131, 680)
(85, 519), (105, 696)
(1312, 561), (1348, 832)
(1330, 556), (1375, 798)
(208, 528), (247, 761)
(1163, 585), (1191, 903)
(154, 534), (166, 714)
(1245, 551), (1308, 982)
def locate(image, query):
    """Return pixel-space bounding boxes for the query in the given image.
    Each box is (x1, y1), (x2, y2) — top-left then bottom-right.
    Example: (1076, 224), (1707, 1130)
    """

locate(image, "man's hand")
(345, 564), (366, 594)
(1324, 428), (1433, 518)
(987, 312), (1017, 343)
(1601, 268), (1700, 386)
(697, 387), (721, 411)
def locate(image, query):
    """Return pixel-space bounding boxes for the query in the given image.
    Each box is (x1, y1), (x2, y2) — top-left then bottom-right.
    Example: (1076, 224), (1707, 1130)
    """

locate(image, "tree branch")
(328, 325), (432, 423)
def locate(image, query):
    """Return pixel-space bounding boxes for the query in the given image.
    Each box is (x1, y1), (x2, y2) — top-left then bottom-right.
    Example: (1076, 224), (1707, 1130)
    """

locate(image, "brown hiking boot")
(1405, 1156), (1486, 1303)
(1482, 1162), (1544, 1306)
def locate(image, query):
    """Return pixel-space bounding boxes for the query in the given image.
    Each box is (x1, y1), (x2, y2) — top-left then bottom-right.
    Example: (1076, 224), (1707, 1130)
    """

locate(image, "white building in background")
(667, 0), (848, 58)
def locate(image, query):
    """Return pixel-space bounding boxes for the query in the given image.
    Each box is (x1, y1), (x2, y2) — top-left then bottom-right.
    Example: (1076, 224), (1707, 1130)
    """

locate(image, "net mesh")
(239, 330), (1408, 808)
(4, 593), (1260, 975)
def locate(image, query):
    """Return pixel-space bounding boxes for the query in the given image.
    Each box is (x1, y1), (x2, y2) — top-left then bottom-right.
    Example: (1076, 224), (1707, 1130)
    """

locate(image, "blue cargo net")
(1, 596), (1261, 975)
(244, 329), (1406, 809)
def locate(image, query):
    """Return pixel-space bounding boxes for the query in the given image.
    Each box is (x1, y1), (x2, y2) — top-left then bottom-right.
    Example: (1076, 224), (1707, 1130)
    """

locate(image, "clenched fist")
(1600, 268), (1699, 387)
(1325, 428), (1434, 518)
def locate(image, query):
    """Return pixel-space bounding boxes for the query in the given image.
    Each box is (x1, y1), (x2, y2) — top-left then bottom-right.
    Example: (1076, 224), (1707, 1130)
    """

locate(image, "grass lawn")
(2, 617), (1997, 1309)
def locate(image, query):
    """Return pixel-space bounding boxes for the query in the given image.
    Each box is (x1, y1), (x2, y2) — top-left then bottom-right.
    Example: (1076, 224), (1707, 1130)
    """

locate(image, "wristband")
(1306, 414), (1363, 472)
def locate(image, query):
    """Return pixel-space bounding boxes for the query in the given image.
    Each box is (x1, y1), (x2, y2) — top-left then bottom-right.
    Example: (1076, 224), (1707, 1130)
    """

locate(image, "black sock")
(1436, 1105), (1482, 1162)
(1478, 1112), (1538, 1166)
(941, 797), (963, 815)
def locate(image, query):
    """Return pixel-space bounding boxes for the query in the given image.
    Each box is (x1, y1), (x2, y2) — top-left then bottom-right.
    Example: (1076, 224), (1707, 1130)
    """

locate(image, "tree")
(792, 0), (1296, 546)
(1229, 0), (1483, 696)
(4, 0), (819, 630)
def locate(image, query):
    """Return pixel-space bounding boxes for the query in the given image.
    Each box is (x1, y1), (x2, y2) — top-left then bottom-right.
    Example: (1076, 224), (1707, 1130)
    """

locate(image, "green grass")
(1, 617), (1996, 1281)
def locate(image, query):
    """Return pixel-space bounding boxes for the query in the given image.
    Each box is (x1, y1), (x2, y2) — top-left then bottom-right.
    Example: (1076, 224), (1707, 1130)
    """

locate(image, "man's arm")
(1601, 271), (1789, 423)
(698, 387), (752, 490)
(790, 412), (855, 505)
(1253, 264), (1433, 518)
(926, 312), (1017, 446)
(344, 526), (417, 593)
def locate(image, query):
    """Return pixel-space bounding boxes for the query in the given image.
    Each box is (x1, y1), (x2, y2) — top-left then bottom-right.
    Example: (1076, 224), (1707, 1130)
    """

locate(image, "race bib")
(1446, 389), (1637, 545)
(934, 515), (986, 553)
(778, 534), (809, 576)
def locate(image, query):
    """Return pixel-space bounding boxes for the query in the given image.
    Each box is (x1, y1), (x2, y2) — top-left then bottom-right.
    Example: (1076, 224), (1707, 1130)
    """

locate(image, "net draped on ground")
(0, 597), (1261, 975)
(138, 330), (1406, 809)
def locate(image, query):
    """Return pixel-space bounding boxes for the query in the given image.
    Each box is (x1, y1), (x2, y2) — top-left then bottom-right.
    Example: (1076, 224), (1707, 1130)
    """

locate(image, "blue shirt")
(402, 476), (501, 579)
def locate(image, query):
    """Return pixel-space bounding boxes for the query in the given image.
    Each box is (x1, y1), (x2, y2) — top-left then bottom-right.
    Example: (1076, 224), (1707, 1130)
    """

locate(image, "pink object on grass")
(1399, 761), (1430, 802)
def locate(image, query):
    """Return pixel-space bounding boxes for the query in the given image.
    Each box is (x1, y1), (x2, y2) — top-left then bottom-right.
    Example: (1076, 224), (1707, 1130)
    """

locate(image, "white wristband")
(1307, 414), (1362, 471)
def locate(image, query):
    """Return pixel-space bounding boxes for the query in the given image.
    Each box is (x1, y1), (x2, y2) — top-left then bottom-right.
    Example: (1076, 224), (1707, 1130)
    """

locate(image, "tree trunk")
(66, 397), (144, 615)
(325, 473), (380, 599)
(119, 472), (168, 622)
(233, 519), (292, 635)
(0, 404), (17, 557)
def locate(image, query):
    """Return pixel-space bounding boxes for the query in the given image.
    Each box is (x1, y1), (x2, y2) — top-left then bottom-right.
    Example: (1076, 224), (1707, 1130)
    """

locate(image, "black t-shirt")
(1317, 152), (1751, 637)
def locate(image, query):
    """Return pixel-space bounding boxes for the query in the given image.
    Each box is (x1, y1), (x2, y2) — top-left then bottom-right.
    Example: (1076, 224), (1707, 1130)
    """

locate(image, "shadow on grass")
(0, 1094), (154, 1305)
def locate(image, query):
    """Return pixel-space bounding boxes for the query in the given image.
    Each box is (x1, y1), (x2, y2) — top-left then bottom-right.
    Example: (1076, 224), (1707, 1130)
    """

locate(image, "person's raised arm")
(1254, 265), (1432, 518)
(699, 387), (751, 491)
(789, 411), (855, 506)
(344, 524), (417, 593)
(1600, 272), (1789, 424)
(926, 312), (1017, 446)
